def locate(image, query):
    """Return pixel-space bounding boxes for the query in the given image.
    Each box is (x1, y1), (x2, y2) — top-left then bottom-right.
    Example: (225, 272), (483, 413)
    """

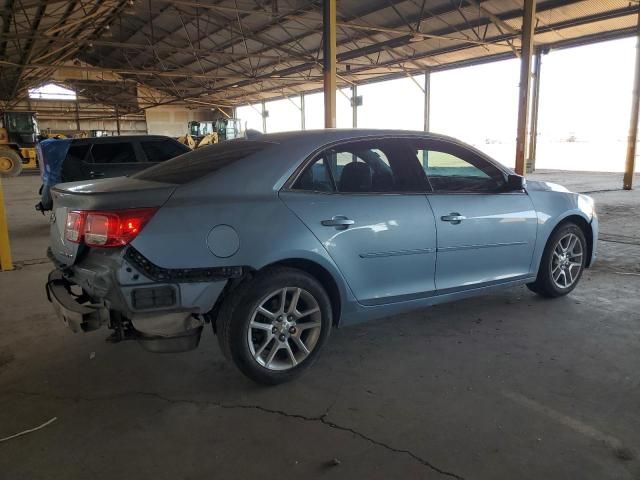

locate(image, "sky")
(537, 37), (636, 141)
(29, 83), (77, 100)
(222, 37), (638, 172)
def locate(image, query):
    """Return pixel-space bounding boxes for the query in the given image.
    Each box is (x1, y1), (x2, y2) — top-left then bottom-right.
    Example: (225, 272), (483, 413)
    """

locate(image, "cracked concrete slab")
(1, 173), (639, 479)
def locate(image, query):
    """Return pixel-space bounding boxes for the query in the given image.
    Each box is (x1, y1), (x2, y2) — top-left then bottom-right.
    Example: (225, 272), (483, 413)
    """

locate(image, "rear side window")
(141, 139), (189, 162)
(133, 140), (274, 184)
(293, 139), (427, 193)
(66, 144), (90, 162)
(89, 142), (137, 164)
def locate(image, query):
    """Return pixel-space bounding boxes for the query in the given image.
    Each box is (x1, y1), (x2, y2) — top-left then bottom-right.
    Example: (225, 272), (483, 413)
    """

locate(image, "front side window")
(89, 142), (137, 164)
(293, 139), (427, 193)
(412, 140), (506, 193)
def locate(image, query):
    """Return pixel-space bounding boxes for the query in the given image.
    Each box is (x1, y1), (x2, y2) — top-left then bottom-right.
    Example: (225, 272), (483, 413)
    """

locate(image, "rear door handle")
(321, 216), (355, 230)
(89, 171), (105, 178)
(440, 212), (466, 225)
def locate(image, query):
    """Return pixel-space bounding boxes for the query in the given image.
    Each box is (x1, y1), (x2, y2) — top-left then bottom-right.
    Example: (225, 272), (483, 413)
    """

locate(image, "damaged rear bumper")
(45, 246), (243, 353)
(46, 270), (204, 352)
(46, 269), (110, 333)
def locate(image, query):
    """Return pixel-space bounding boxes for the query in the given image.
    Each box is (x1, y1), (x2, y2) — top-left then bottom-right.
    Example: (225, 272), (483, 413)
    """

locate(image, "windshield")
(189, 121), (215, 137)
(4, 112), (36, 134)
(132, 140), (274, 184)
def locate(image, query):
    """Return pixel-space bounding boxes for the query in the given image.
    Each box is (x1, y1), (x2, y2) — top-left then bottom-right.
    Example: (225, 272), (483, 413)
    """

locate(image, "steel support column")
(0, 179), (13, 271)
(115, 105), (121, 135)
(424, 70), (431, 132)
(352, 84), (358, 127)
(300, 94), (305, 130)
(323, 0), (337, 128)
(526, 51), (542, 173)
(75, 101), (81, 131)
(262, 100), (267, 133)
(515, 0), (536, 176)
(624, 15), (640, 190)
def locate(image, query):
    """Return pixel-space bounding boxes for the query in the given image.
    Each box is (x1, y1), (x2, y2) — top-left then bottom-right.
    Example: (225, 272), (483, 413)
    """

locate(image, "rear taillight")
(65, 211), (85, 243)
(65, 208), (157, 248)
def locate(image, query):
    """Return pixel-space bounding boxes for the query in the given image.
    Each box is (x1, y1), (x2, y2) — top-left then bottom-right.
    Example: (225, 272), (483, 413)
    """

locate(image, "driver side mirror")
(506, 174), (526, 191)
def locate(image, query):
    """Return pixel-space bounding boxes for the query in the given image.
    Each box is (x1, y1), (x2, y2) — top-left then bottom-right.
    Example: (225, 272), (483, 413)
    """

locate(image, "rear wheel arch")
(210, 258), (344, 333)
(262, 258), (342, 327)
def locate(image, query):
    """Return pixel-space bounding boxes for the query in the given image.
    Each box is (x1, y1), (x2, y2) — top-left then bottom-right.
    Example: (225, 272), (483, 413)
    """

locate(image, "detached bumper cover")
(46, 270), (109, 332)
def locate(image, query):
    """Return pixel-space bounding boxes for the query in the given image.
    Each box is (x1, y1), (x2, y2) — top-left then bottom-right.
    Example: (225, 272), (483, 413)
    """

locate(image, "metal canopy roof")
(0, 0), (638, 109)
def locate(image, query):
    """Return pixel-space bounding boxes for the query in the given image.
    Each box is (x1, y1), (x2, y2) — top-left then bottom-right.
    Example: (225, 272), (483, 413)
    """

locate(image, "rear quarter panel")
(130, 189), (357, 307)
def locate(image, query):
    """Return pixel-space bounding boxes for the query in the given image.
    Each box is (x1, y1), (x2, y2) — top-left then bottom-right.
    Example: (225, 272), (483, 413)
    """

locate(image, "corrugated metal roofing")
(0, 0), (637, 108)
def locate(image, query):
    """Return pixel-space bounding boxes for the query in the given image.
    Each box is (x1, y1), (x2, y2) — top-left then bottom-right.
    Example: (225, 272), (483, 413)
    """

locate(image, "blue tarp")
(37, 138), (71, 210)
(39, 138), (71, 184)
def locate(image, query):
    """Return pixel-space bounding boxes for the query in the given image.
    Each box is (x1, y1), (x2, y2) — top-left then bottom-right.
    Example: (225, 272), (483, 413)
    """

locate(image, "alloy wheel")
(550, 232), (583, 289)
(247, 287), (322, 371)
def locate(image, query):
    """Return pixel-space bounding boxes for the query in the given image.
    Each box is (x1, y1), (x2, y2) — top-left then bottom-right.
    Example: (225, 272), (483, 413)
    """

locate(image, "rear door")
(280, 138), (437, 306)
(86, 141), (141, 179)
(409, 138), (537, 292)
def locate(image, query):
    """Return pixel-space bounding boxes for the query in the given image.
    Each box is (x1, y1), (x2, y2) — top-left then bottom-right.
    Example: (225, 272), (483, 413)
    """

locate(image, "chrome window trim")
(282, 133), (520, 196)
(282, 134), (431, 193)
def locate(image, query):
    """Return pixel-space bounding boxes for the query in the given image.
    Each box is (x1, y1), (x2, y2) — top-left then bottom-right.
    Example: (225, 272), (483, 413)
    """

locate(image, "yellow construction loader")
(0, 111), (39, 177)
(177, 118), (242, 150)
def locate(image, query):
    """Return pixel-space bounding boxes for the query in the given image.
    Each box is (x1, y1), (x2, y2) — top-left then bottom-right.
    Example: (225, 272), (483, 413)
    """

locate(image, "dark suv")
(37, 135), (190, 211)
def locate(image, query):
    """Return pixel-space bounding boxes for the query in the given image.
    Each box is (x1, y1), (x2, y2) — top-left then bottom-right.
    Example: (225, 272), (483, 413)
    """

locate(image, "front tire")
(527, 222), (586, 298)
(0, 148), (23, 177)
(216, 267), (332, 385)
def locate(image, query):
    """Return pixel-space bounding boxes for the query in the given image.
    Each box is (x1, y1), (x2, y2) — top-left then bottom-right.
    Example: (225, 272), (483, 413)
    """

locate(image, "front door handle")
(89, 171), (105, 178)
(321, 216), (354, 230)
(440, 212), (466, 225)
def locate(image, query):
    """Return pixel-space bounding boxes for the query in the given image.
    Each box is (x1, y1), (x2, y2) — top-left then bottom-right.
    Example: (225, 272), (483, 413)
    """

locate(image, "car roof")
(132, 128), (514, 196)
(252, 128), (466, 149)
(69, 135), (179, 144)
(246, 128), (512, 183)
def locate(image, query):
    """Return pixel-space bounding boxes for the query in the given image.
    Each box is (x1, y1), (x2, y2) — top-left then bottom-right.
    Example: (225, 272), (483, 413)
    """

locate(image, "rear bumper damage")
(46, 246), (242, 353)
(46, 269), (110, 333)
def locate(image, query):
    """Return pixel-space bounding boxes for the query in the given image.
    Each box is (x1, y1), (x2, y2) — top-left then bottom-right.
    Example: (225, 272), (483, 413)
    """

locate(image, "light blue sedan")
(46, 130), (598, 384)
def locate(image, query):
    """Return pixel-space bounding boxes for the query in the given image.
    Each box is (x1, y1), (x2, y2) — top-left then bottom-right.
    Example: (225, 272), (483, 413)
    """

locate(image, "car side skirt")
(339, 275), (536, 326)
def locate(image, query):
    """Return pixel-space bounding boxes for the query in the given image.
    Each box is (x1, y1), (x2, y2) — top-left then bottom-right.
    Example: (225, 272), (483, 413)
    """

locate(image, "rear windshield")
(132, 140), (274, 184)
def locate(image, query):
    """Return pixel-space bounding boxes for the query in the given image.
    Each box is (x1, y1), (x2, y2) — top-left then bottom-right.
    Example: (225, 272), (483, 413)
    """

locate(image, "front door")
(409, 138), (538, 292)
(280, 138), (437, 306)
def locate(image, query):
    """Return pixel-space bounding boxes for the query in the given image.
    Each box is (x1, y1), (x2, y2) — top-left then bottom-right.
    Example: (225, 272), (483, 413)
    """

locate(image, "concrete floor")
(0, 171), (639, 479)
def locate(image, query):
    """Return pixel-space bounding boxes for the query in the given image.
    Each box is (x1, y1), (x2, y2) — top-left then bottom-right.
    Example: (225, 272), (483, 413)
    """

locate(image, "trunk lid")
(49, 176), (177, 266)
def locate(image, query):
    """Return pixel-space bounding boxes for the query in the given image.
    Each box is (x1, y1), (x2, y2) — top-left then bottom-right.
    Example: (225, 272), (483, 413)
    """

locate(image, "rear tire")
(216, 267), (332, 385)
(527, 222), (586, 298)
(0, 148), (23, 177)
